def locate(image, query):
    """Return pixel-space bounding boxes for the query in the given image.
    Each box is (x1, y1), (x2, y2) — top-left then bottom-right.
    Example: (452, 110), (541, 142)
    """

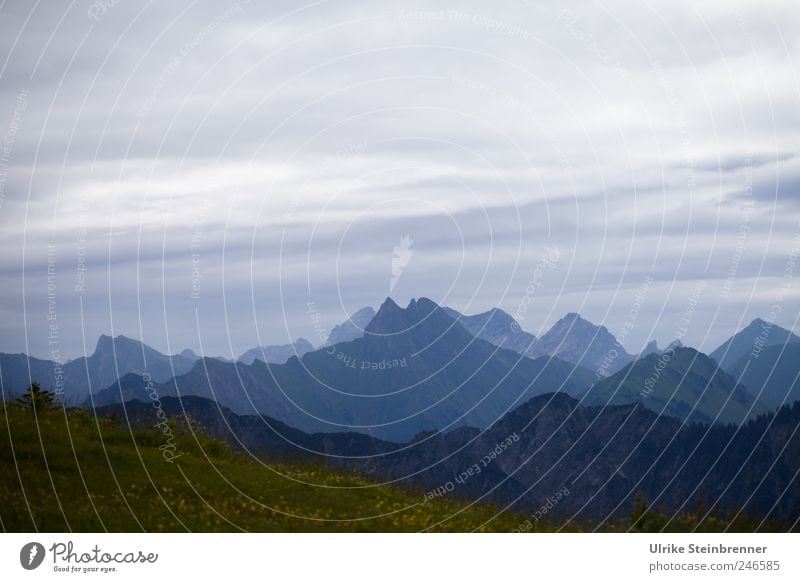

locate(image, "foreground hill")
(0, 402), (527, 532)
(95, 392), (800, 530)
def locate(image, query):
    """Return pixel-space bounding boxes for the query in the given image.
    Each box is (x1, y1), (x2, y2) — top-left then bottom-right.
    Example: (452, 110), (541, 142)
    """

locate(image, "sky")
(0, 0), (799, 361)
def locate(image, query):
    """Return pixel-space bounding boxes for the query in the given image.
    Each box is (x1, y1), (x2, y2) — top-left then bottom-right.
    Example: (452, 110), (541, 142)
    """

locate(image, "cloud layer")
(1, 0), (799, 359)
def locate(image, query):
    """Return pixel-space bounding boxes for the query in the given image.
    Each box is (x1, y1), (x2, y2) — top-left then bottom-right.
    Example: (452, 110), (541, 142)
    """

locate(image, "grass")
(0, 403), (535, 532)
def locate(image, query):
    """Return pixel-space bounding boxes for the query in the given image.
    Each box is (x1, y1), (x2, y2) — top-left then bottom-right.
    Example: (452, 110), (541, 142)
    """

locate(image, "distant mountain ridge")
(90, 297), (594, 441)
(443, 306), (537, 356)
(530, 312), (634, 373)
(3, 300), (799, 428)
(726, 343), (800, 408)
(238, 338), (314, 365)
(711, 318), (800, 372)
(444, 307), (634, 374)
(1, 334), (197, 405)
(328, 306), (376, 345)
(584, 347), (767, 424)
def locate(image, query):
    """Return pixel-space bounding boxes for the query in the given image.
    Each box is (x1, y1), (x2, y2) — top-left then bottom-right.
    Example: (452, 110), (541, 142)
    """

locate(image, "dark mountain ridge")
(95, 392), (800, 527)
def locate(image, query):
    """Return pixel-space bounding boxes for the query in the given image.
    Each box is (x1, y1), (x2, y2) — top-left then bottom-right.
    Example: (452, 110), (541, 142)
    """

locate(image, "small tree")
(15, 382), (57, 413)
(630, 490), (671, 532)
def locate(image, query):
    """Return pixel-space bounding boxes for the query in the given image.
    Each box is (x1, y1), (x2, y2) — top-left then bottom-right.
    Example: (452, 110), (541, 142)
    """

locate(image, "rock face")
(710, 318), (800, 372)
(530, 313), (634, 373)
(327, 306), (376, 345)
(443, 307), (537, 356)
(99, 392), (800, 525)
(583, 347), (768, 425)
(238, 338), (314, 365)
(91, 297), (594, 441)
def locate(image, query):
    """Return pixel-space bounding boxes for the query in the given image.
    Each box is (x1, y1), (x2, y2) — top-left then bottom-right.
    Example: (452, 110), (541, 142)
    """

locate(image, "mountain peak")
(640, 340), (660, 356)
(408, 297), (438, 314)
(366, 297), (408, 334)
(94, 333), (140, 354)
(380, 296), (401, 311)
(552, 312), (596, 330)
(365, 296), (450, 337)
(711, 318), (800, 370)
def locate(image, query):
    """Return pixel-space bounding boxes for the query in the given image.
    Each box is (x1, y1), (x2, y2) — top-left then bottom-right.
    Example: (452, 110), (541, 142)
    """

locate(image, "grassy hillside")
(0, 402), (531, 532)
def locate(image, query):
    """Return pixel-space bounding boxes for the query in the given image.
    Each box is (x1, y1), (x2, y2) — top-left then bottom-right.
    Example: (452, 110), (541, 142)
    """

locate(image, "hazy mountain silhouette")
(530, 312), (634, 373)
(327, 306), (376, 345)
(710, 318), (800, 372)
(91, 297), (594, 441)
(443, 306), (537, 356)
(1, 335), (196, 405)
(238, 338), (314, 365)
(584, 347), (767, 424)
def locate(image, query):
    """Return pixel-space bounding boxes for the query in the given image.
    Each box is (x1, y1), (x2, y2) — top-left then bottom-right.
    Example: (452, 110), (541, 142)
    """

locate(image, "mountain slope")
(0, 401), (527, 532)
(328, 306), (376, 345)
(726, 343), (800, 409)
(531, 313), (633, 373)
(1, 336), (197, 406)
(0, 352), (57, 398)
(710, 318), (800, 372)
(584, 347), (768, 424)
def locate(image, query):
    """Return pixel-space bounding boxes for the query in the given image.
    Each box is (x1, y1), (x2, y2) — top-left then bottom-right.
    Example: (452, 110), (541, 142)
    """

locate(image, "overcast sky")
(1, 0), (798, 360)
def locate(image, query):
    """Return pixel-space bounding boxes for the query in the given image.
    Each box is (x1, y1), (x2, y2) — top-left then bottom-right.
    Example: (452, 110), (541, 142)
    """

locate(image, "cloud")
(1, 0), (798, 359)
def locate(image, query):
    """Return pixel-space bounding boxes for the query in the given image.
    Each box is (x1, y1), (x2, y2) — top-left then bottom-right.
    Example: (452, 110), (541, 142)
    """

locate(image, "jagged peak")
(411, 296), (438, 311)
(366, 297), (407, 333)
(550, 312), (601, 331)
(379, 296), (401, 311)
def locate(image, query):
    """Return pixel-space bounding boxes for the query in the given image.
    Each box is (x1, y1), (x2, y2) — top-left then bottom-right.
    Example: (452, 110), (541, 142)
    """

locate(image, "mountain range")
(1, 334), (198, 405)
(89, 297), (594, 441)
(5, 296), (800, 526)
(2, 297), (798, 439)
